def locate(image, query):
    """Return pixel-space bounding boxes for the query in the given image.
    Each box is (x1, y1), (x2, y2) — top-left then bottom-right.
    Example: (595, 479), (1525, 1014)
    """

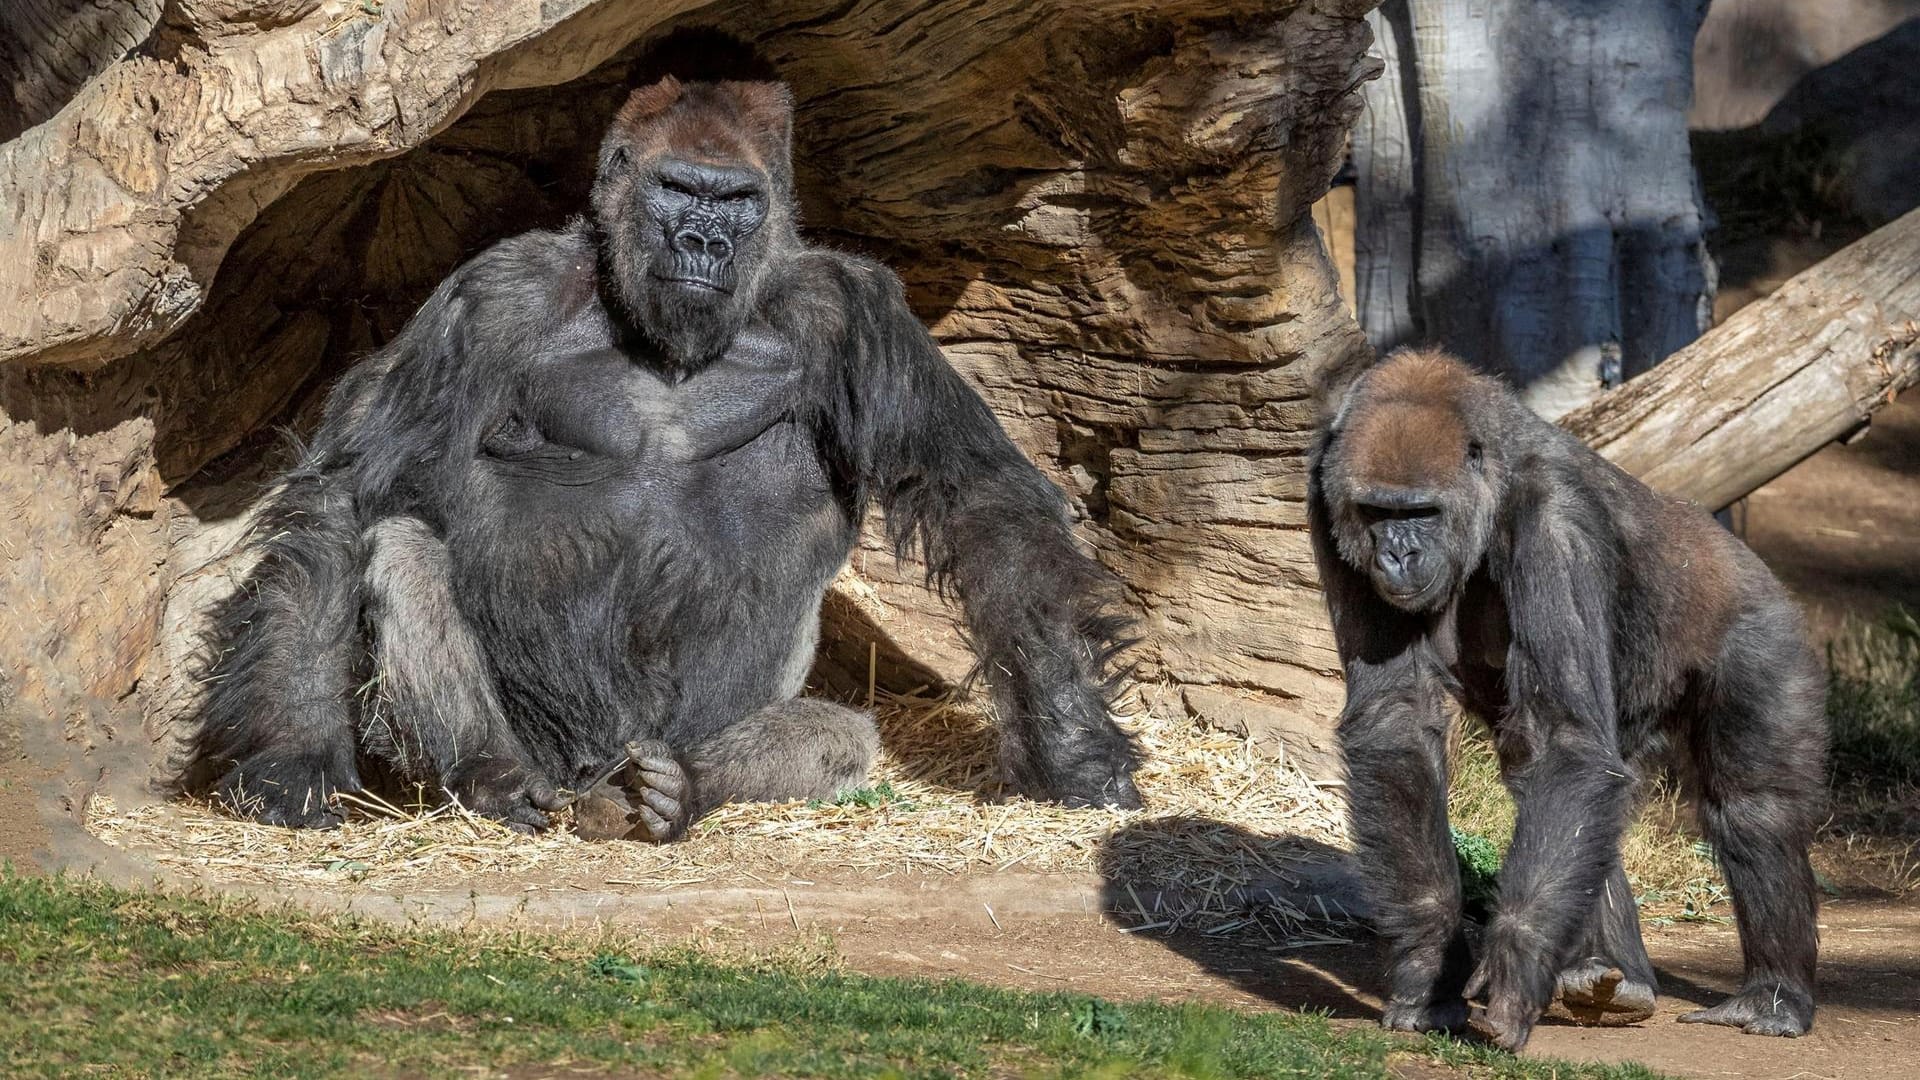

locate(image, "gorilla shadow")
(1094, 816), (1387, 1022)
(1096, 815), (1920, 1040)
(806, 590), (1012, 795)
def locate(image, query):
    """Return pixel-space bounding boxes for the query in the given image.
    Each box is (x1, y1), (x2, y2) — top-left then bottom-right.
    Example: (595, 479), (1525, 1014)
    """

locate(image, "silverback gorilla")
(1309, 349), (1826, 1049)
(189, 66), (1141, 840)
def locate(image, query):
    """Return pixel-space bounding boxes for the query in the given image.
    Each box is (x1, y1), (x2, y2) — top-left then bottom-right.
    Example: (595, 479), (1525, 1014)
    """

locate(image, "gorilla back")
(190, 70), (1142, 835)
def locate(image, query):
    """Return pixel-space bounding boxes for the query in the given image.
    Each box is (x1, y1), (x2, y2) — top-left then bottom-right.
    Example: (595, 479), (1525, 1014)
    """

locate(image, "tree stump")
(0, 0), (1381, 801)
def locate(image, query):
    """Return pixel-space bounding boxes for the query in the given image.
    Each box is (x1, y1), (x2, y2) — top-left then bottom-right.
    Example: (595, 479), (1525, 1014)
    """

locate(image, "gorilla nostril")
(672, 230), (733, 261)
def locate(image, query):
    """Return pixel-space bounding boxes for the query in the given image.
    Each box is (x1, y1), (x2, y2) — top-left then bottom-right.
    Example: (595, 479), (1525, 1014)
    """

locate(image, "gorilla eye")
(1466, 442), (1485, 469)
(1358, 502), (1440, 523)
(660, 177), (697, 197)
(482, 414), (542, 458)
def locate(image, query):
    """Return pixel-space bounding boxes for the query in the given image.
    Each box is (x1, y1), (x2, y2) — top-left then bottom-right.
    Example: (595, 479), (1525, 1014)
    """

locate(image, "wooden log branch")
(1561, 206), (1920, 511)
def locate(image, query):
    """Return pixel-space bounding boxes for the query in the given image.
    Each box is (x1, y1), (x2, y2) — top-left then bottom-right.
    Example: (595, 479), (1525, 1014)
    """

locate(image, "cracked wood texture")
(0, 0), (1381, 784)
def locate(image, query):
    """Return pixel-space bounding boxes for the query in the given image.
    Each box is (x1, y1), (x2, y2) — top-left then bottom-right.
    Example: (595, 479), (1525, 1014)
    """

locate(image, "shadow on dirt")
(1093, 816), (1920, 1037)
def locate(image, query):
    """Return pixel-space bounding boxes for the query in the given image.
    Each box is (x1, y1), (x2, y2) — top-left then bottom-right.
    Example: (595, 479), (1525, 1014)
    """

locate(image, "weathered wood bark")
(1353, 0), (1715, 419)
(1562, 206), (1920, 512)
(0, 0), (165, 142)
(0, 1), (1382, 795)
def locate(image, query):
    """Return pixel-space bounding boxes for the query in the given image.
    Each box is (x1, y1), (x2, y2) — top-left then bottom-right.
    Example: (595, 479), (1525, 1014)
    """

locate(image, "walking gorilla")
(189, 58), (1141, 839)
(1309, 349), (1825, 1050)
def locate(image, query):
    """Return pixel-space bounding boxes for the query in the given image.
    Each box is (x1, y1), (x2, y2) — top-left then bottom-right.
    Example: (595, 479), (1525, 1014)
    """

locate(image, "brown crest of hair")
(1337, 348), (1485, 493)
(611, 77), (793, 184)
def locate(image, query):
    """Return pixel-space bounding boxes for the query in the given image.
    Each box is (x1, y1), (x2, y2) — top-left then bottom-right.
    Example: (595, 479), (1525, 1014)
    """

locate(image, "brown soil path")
(761, 898), (1919, 1080)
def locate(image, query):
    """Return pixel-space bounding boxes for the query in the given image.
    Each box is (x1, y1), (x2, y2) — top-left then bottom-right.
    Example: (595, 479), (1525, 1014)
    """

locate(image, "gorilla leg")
(1679, 619), (1823, 1037)
(196, 477), (364, 829)
(1556, 861), (1658, 1024)
(574, 699), (879, 842)
(362, 518), (563, 831)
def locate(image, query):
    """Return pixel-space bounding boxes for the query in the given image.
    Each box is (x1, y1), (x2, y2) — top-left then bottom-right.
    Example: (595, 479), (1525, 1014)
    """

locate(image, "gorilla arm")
(1308, 455), (1474, 1035)
(825, 260), (1142, 808)
(1466, 483), (1636, 1050)
(192, 251), (565, 828)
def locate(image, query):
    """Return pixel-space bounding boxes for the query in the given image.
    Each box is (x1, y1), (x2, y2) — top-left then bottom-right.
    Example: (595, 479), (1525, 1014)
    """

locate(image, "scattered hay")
(90, 687), (1348, 918)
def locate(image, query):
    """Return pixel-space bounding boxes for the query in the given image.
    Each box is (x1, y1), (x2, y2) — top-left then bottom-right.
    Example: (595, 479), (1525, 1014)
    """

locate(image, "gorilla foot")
(1678, 984), (1812, 1037)
(214, 752), (358, 829)
(450, 757), (566, 835)
(1381, 997), (1470, 1035)
(1556, 960), (1656, 1026)
(573, 741), (693, 843)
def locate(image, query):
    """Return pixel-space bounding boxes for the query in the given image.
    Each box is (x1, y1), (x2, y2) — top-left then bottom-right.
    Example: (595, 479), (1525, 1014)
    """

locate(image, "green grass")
(0, 873), (1669, 1080)
(1828, 609), (1920, 796)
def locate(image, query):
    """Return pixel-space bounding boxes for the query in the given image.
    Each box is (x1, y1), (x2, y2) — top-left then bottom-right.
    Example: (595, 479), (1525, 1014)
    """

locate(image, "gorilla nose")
(1378, 547), (1422, 585)
(672, 230), (733, 261)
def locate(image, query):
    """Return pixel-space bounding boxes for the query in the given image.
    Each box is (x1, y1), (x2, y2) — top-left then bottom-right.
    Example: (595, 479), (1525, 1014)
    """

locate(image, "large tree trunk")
(1352, 0), (1715, 419)
(0, 1), (1380, 806)
(1562, 206), (1920, 512)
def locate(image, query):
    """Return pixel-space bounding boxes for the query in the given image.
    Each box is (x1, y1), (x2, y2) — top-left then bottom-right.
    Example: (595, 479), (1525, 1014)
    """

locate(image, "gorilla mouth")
(658, 253), (736, 294)
(657, 271), (733, 294)
(1380, 577), (1442, 608)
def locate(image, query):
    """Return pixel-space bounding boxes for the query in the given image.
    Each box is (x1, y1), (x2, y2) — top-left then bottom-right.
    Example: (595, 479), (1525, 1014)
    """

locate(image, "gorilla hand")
(1465, 923), (1558, 1052)
(572, 741), (694, 843)
(1025, 713), (1143, 810)
(213, 747), (358, 830)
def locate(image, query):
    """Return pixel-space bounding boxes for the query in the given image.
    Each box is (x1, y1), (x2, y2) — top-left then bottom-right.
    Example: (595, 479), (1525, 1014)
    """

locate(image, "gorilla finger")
(527, 781), (568, 812)
(1463, 968), (1489, 1001)
(636, 766), (687, 799)
(635, 805), (676, 841)
(505, 804), (552, 832)
(639, 786), (683, 821)
(634, 756), (683, 779)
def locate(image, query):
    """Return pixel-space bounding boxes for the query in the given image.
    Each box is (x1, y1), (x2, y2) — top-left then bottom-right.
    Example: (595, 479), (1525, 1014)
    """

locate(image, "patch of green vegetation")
(1450, 826), (1503, 912)
(805, 781), (919, 813)
(1828, 609), (1920, 796)
(0, 873), (1669, 1079)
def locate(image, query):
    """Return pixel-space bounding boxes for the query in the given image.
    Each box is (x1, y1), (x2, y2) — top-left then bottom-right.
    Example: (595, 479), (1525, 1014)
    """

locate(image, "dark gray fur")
(186, 70), (1139, 836)
(1309, 350), (1826, 1050)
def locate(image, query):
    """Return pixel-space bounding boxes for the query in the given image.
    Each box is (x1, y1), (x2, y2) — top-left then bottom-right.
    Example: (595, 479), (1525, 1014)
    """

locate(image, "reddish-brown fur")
(612, 76), (792, 176)
(1337, 349), (1482, 494)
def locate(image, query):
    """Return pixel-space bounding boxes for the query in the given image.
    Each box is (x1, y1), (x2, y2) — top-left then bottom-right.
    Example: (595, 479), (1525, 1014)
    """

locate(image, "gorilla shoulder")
(442, 222), (604, 331)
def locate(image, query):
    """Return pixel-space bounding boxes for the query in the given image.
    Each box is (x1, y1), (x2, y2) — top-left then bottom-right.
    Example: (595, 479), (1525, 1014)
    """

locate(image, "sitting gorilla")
(189, 66), (1141, 839)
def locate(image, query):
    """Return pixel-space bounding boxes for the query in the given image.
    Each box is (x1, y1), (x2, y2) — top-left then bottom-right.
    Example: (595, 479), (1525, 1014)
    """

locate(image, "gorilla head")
(591, 74), (798, 372)
(1315, 350), (1506, 612)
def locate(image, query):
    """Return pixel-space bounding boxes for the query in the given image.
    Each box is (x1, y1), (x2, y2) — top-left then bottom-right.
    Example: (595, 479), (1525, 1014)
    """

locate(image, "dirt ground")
(616, 890), (1918, 1080)
(1741, 368), (1920, 640)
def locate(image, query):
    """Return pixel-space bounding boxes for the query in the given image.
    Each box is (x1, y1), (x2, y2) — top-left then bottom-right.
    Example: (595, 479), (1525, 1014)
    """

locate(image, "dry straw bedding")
(90, 689), (1350, 922)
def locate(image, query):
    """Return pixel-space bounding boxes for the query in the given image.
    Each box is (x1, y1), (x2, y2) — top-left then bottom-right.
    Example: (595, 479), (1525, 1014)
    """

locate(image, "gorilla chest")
(478, 339), (850, 565)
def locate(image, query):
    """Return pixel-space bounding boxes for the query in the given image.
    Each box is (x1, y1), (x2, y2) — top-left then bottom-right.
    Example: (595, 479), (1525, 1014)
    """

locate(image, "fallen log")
(1560, 206), (1920, 511)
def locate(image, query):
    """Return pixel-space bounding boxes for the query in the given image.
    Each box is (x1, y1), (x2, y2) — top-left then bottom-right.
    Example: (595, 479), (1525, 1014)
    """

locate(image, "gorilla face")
(1318, 353), (1504, 614)
(644, 159), (769, 295)
(591, 77), (795, 374)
